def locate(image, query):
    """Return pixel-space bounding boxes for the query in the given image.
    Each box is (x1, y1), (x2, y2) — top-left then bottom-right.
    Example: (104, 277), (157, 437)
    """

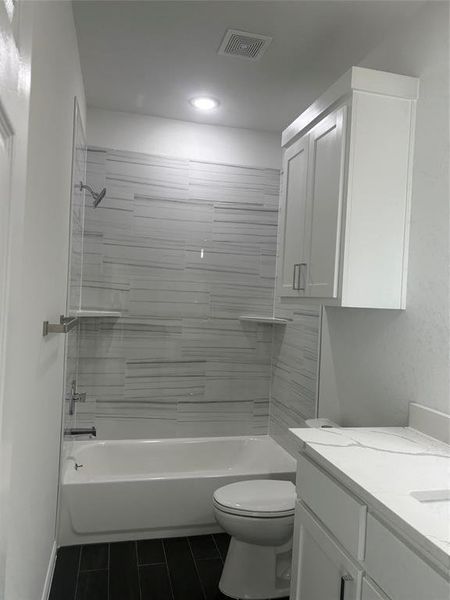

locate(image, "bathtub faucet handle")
(64, 427), (97, 438)
(67, 380), (87, 415)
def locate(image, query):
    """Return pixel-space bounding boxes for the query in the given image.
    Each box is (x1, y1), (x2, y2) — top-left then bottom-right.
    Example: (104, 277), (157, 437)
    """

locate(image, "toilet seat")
(213, 479), (296, 518)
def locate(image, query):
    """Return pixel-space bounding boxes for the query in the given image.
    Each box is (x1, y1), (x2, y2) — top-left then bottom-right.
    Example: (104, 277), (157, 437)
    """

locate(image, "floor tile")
(164, 537), (204, 600)
(109, 541), (139, 600)
(137, 538), (165, 565)
(189, 535), (220, 560)
(139, 563), (173, 600)
(212, 533), (230, 561)
(49, 545), (81, 600)
(80, 544), (109, 572)
(49, 534), (287, 600)
(196, 558), (227, 600)
(76, 570), (108, 600)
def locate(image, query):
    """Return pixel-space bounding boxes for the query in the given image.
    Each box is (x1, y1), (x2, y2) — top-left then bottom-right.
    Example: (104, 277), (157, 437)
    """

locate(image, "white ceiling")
(73, 1), (423, 133)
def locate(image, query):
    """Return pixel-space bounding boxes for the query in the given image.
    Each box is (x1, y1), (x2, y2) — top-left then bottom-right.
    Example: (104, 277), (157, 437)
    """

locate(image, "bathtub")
(58, 435), (296, 546)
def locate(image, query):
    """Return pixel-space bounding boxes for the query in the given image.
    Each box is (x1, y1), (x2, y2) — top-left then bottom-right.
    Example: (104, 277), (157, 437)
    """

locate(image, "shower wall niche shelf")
(239, 315), (289, 325)
(72, 310), (122, 318)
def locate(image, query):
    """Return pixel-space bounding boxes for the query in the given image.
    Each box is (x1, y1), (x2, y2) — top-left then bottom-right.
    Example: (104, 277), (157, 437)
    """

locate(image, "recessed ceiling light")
(189, 96), (220, 111)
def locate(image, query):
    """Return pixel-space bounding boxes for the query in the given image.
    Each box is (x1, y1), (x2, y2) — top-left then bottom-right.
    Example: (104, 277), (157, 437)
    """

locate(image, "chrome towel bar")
(42, 315), (78, 337)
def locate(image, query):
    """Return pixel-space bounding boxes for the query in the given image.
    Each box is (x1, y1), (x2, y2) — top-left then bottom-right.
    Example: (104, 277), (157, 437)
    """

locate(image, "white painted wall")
(319, 2), (450, 426)
(0, 2), (33, 597)
(3, 2), (86, 599)
(87, 107), (281, 169)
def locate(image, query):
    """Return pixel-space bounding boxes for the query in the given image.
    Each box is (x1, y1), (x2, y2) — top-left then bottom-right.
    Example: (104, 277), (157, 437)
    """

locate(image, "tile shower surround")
(71, 147), (320, 438)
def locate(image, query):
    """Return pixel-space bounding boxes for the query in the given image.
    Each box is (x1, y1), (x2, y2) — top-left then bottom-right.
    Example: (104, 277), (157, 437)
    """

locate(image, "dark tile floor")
(49, 534), (289, 600)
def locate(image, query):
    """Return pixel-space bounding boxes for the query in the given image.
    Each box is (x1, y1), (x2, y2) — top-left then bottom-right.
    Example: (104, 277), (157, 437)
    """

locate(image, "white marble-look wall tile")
(269, 306), (321, 452)
(76, 148), (280, 438)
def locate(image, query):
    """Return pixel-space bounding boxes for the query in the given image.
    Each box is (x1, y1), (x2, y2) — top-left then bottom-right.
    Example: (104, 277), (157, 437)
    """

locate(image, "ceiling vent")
(218, 29), (272, 61)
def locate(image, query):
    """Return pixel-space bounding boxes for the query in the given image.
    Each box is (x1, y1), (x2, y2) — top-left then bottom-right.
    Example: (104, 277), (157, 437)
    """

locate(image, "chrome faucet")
(67, 379), (87, 415)
(64, 426), (96, 438)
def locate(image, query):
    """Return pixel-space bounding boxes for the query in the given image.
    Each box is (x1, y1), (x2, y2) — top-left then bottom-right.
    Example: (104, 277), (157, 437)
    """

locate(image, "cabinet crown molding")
(282, 66), (419, 148)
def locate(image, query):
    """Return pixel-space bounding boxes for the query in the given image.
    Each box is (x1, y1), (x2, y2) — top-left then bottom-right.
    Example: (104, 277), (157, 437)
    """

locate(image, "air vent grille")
(218, 29), (272, 61)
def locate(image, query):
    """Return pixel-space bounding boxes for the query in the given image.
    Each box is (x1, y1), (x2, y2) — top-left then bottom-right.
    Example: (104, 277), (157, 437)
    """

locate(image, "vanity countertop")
(289, 426), (450, 572)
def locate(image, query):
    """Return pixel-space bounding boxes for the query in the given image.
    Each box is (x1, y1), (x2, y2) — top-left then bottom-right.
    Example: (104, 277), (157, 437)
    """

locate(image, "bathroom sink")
(410, 490), (450, 503)
(410, 490), (450, 519)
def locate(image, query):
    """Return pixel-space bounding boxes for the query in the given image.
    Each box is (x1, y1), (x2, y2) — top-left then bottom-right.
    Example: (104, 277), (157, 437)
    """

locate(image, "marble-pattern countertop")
(289, 426), (450, 572)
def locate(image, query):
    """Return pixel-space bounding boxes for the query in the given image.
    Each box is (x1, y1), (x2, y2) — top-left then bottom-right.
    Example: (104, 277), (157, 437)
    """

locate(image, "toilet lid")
(213, 479), (296, 516)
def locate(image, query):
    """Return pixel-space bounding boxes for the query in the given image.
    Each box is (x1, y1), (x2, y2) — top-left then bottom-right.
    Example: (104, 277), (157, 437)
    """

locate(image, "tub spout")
(64, 427), (96, 438)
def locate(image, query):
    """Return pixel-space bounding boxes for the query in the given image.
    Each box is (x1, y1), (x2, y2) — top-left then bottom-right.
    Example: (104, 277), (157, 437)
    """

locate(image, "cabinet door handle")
(299, 262), (307, 291)
(339, 574), (353, 600)
(293, 263), (300, 290)
(293, 263), (307, 291)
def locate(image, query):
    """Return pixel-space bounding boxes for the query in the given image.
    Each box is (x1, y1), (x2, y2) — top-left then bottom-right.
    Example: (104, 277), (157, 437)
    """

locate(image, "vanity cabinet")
(364, 513), (449, 600)
(291, 501), (362, 600)
(291, 455), (449, 600)
(277, 67), (419, 309)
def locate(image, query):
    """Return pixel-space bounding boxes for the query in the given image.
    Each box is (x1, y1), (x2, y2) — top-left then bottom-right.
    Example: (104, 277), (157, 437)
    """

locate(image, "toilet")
(213, 421), (339, 599)
(213, 479), (296, 599)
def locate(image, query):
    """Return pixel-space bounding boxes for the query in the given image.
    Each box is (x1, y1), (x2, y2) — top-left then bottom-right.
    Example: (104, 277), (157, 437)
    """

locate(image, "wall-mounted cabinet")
(276, 67), (419, 309)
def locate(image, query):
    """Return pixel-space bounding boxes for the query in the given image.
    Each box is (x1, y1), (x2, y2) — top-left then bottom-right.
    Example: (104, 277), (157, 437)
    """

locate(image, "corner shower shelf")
(239, 315), (289, 325)
(73, 310), (122, 318)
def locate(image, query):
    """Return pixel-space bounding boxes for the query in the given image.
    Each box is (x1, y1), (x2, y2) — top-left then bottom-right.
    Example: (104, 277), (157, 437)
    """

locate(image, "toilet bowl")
(213, 479), (296, 600)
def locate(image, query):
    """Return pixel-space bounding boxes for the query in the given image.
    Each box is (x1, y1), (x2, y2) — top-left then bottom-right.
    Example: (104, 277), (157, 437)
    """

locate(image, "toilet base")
(219, 537), (292, 599)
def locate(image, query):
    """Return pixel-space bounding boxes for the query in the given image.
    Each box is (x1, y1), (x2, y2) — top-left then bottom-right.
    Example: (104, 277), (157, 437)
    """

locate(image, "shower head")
(92, 187), (106, 208)
(79, 181), (107, 208)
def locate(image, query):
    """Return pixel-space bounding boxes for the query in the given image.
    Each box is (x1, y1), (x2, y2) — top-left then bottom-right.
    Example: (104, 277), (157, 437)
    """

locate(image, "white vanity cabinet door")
(291, 501), (362, 600)
(277, 134), (310, 298)
(297, 455), (367, 560)
(304, 106), (347, 299)
(365, 514), (449, 600)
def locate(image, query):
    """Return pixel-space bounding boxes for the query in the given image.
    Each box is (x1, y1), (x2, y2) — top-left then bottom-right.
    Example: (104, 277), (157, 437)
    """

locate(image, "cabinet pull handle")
(293, 263), (307, 291)
(339, 574), (353, 600)
(299, 262), (307, 291)
(293, 263), (300, 290)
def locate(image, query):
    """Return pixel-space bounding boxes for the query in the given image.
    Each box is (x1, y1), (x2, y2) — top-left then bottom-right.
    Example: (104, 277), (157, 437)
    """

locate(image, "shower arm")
(79, 181), (107, 207)
(79, 182), (96, 196)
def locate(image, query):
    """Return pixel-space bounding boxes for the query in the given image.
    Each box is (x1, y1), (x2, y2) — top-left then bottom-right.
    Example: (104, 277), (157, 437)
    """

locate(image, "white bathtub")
(58, 435), (296, 546)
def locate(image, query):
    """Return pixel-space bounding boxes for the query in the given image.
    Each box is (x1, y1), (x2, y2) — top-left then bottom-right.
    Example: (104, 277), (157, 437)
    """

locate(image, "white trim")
(350, 66), (419, 99)
(0, 98), (14, 414)
(41, 541), (57, 600)
(409, 403), (450, 444)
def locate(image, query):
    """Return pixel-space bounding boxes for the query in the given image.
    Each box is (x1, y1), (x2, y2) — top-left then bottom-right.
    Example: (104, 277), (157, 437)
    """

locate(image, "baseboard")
(41, 541), (57, 600)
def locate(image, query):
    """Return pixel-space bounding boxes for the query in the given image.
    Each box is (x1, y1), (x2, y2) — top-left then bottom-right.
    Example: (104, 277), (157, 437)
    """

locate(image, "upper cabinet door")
(305, 107), (346, 299)
(277, 134), (309, 298)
